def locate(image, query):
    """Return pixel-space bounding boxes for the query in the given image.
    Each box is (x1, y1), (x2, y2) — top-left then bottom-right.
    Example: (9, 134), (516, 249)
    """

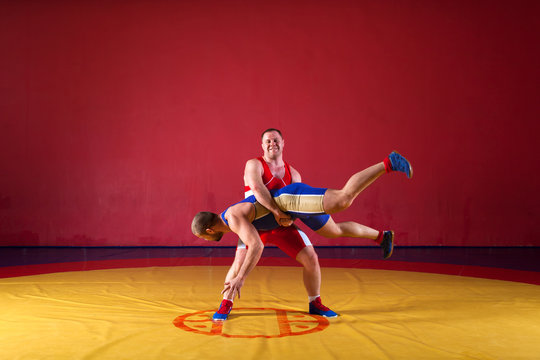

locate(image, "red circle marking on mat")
(173, 308), (330, 338)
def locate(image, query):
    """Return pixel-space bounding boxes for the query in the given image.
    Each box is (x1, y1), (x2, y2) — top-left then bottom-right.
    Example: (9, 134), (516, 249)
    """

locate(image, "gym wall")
(1, 0), (538, 246)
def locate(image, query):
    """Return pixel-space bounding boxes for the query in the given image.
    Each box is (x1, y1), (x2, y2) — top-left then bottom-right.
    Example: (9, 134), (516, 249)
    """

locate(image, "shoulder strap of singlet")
(220, 211), (228, 226)
(256, 157), (272, 180)
(283, 161), (292, 184)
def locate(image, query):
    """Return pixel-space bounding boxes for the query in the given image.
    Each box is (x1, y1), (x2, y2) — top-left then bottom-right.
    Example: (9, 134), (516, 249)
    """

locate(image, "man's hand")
(221, 275), (245, 299)
(273, 210), (293, 227)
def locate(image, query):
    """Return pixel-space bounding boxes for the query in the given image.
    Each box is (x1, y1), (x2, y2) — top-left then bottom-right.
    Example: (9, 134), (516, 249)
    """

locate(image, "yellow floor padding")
(0, 266), (539, 359)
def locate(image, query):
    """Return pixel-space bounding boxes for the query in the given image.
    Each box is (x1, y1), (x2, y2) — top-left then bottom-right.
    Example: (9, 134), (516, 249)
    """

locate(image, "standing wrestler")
(212, 129), (394, 321)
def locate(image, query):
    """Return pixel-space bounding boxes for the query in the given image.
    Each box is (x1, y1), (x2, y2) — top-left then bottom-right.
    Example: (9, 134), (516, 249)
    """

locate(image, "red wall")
(1, 1), (538, 246)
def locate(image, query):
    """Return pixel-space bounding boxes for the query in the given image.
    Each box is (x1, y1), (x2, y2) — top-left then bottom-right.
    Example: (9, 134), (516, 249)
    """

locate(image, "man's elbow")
(250, 184), (267, 197)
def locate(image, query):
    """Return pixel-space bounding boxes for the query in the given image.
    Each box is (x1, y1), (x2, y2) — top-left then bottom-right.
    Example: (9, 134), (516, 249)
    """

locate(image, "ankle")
(383, 157), (392, 173)
(374, 231), (383, 245)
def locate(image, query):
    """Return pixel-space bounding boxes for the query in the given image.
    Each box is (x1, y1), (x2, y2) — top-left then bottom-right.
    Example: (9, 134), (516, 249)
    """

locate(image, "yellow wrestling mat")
(1, 266), (539, 359)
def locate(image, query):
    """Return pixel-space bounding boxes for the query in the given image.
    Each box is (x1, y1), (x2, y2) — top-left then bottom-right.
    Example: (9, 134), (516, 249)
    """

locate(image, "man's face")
(261, 131), (284, 159)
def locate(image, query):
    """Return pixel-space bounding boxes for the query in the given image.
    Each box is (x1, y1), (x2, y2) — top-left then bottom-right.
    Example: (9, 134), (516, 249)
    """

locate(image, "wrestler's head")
(191, 211), (224, 242)
(261, 128), (284, 160)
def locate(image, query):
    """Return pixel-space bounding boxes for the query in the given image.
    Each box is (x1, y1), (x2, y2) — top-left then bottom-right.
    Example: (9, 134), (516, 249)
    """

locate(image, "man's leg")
(323, 152), (412, 214)
(268, 226), (338, 318)
(316, 217), (395, 259)
(315, 217), (379, 239)
(269, 227), (322, 297)
(296, 246), (338, 318)
(295, 246), (321, 297)
(323, 162), (386, 214)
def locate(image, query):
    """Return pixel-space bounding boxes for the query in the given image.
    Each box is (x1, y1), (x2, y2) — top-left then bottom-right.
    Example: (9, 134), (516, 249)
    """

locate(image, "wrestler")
(220, 129), (341, 320)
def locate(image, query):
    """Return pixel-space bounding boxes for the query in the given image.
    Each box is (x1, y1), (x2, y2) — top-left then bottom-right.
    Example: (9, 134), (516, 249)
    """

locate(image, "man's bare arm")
(244, 159), (292, 226)
(289, 165), (302, 183)
(221, 206), (264, 298)
(222, 247), (247, 300)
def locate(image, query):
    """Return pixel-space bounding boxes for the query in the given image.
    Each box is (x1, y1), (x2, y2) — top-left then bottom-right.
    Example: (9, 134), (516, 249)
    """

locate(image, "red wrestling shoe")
(309, 297), (338, 318)
(213, 299), (233, 321)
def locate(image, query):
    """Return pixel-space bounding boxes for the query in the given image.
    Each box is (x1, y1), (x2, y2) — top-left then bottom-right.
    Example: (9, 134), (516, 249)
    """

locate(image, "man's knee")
(337, 193), (354, 211)
(296, 247), (319, 268)
(327, 193), (353, 213)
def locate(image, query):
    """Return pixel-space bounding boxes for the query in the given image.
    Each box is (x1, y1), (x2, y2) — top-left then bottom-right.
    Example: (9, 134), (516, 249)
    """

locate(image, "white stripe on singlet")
(296, 228), (312, 247)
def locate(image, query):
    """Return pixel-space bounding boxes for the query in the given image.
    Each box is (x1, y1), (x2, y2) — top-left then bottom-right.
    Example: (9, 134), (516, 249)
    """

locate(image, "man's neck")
(215, 216), (231, 233)
(262, 154), (284, 166)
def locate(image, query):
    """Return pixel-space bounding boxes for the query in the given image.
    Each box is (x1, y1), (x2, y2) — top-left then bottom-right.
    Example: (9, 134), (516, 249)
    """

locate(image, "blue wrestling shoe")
(389, 151), (413, 178)
(309, 297), (338, 318)
(213, 299), (233, 321)
(381, 230), (394, 259)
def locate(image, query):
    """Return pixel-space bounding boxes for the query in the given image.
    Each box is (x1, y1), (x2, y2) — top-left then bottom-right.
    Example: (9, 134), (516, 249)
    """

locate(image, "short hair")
(191, 211), (219, 236)
(261, 128), (283, 139)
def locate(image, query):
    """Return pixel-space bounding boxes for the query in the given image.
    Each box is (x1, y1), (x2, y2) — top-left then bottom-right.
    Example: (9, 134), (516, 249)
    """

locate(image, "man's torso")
(244, 157), (292, 197)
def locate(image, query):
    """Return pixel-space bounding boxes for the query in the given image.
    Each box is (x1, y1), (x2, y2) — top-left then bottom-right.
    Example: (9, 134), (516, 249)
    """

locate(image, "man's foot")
(309, 297), (338, 318)
(213, 299), (233, 321)
(381, 230), (394, 259)
(388, 151), (413, 178)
